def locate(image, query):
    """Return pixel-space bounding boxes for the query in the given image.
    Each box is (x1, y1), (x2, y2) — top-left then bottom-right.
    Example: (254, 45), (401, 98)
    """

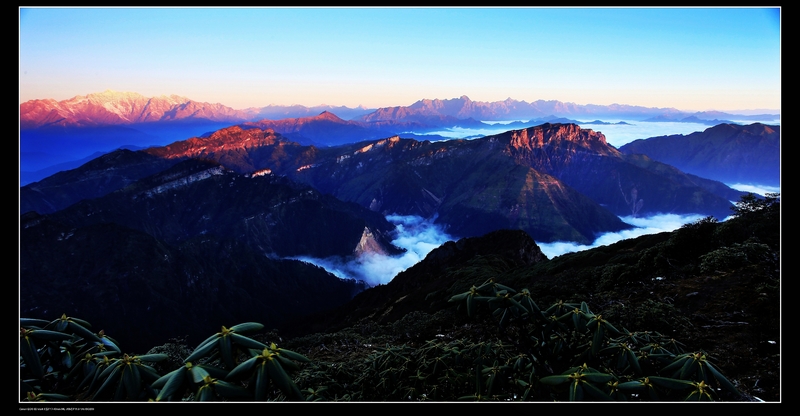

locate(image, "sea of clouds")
(290, 211), (731, 287)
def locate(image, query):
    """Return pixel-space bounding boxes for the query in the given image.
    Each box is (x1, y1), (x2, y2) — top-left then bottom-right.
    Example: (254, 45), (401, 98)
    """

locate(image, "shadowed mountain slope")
(133, 124), (635, 244)
(21, 149), (180, 215)
(40, 158), (400, 259)
(20, 212), (367, 353)
(619, 123), (780, 186)
(22, 123), (742, 245)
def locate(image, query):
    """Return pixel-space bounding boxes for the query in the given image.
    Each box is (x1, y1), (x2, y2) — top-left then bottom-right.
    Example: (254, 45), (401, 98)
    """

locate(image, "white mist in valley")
(290, 211), (738, 286)
(291, 176), (781, 285)
(290, 214), (453, 287)
(728, 183), (780, 196)
(539, 182), (782, 259)
(535, 213), (707, 258)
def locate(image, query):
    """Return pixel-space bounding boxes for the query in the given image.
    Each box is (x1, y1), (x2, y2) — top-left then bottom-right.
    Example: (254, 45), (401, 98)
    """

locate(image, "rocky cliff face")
(506, 123), (613, 150)
(483, 124), (739, 219)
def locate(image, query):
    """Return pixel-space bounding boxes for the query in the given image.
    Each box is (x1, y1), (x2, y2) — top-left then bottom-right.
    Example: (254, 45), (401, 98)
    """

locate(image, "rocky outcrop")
(505, 123), (619, 157)
(354, 227), (395, 257)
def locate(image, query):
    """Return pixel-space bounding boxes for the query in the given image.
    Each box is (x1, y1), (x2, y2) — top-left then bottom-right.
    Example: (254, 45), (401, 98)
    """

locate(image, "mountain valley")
(18, 92), (780, 402)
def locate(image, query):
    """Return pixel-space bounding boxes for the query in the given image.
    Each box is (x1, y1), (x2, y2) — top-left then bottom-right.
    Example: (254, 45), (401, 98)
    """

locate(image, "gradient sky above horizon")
(19, 7), (781, 113)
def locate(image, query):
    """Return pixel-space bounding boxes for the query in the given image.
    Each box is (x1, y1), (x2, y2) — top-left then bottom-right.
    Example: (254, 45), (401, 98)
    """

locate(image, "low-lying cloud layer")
(728, 183), (780, 196)
(290, 214), (453, 287)
(291, 211), (725, 286)
(292, 176), (784, 284)
(536, 213), (707, 258)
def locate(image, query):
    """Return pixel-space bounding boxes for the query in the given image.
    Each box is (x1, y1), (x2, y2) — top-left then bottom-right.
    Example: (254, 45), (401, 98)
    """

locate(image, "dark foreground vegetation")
(21, 193), (780, 402)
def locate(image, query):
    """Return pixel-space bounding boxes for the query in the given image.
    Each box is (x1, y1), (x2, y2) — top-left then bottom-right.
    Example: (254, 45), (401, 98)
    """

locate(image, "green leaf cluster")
(441, 278), (742, 401)
(20, 317), (308, 402)
(262, 276), (745, 402)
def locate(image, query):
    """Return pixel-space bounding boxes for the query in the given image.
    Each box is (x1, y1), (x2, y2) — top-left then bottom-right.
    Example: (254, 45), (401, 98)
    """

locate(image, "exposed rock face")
(506, 123), (616, 155)
(354, 227), (394, 257)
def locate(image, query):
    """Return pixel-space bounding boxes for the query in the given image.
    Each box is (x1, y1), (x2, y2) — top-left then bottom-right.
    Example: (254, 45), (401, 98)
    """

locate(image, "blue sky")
(19, 7), (781, 112)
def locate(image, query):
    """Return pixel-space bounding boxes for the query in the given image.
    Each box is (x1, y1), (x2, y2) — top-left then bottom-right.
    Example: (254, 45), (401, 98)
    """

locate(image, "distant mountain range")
(18, 90), (375, 181)
(242, 111), (401, 147)
(19, 90), (780, 185)
(19, 90), (370, 129)
(356, 95), (778, 124)
(20, 90), (779, 129)
(620, 123), (780, 187)
(20, 90), (252, 129)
